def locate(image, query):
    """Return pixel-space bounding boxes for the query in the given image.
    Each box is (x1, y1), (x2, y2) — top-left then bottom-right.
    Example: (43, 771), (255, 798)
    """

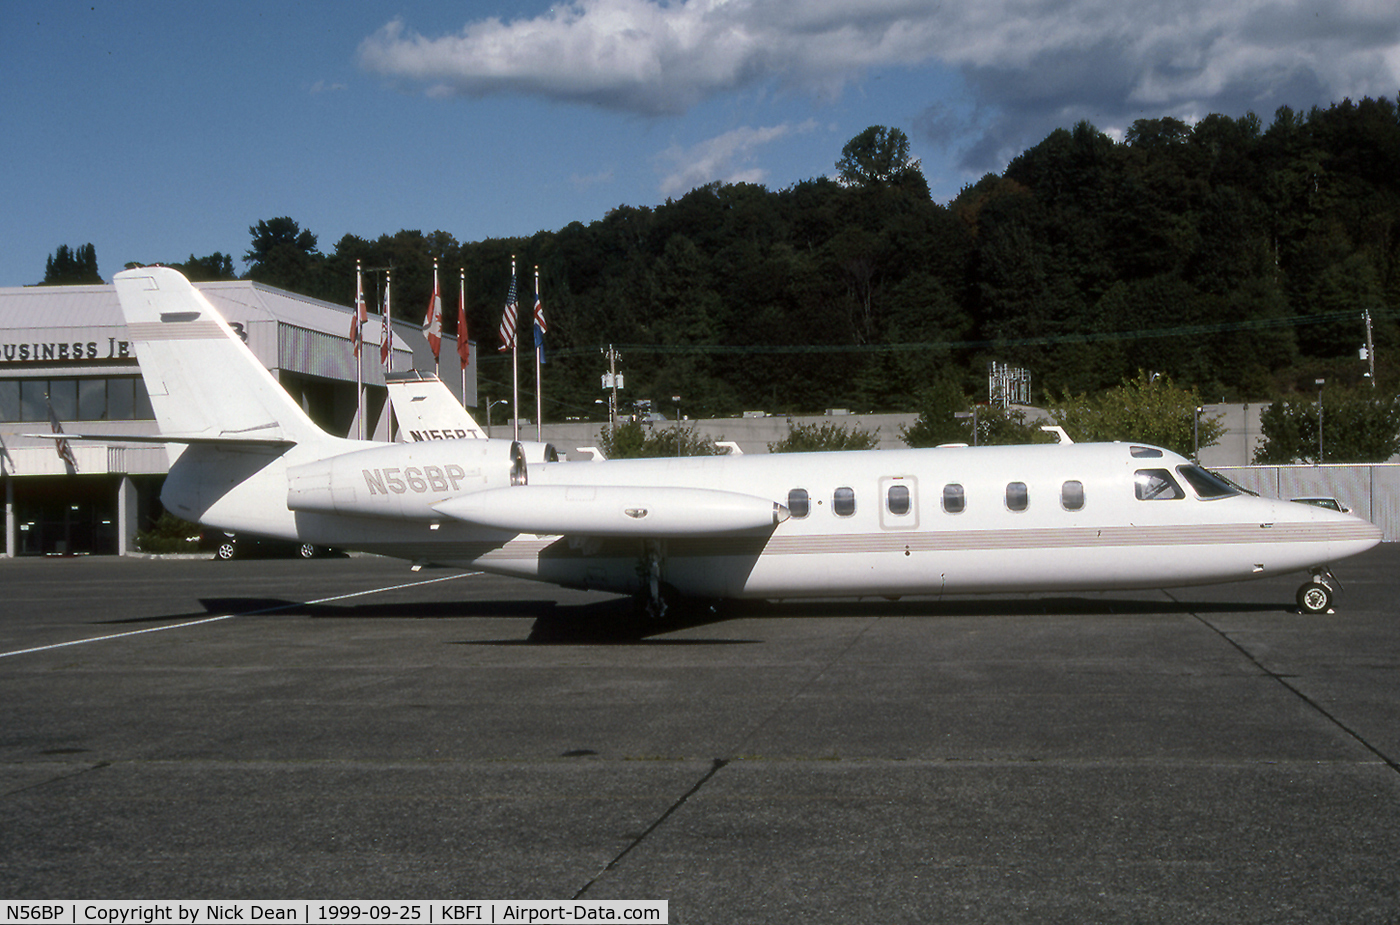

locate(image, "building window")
(0, 377), (153, 423)
(78, 379), (106, 420)
(833, 487), (856, 517)
(943, 483), (965, 514)
(0, 380), (17, 422)
(1006, 481), (1029, 512)
(47, 379), (78, 419)
(788, 488), (810, 518)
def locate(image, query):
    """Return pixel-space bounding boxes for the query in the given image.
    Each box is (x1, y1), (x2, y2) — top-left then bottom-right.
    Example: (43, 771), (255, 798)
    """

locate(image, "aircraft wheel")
(1296, 581), (1333, 614)
(298, 543), (318, 559)
(215, 540), (237, 561)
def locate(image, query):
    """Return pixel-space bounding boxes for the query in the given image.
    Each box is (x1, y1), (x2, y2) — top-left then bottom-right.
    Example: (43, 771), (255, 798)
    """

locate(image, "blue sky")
(3, 0), (1397, 289)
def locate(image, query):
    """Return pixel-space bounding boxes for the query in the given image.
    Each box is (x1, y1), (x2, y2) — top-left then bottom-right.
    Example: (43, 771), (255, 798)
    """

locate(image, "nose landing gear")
(1296, 567), (1340, 614)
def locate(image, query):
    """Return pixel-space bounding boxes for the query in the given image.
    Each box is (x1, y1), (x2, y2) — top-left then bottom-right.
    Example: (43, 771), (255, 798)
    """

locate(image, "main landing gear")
(1296, 567), (1340, 615)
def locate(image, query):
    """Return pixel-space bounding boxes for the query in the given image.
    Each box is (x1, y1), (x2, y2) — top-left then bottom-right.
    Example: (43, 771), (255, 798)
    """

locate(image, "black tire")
(216, 541), (237, 561)
(1296, 581), (1333, 614)
(298, 543), (318, 559)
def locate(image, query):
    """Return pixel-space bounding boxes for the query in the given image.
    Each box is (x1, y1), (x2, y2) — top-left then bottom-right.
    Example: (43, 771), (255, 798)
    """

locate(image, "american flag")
(0, 430), (16, 474)
(350, 272), (367, 357)
(498, 272), (518, 352)
(47, 396), (77, 473)
(380, 285), (393, 369)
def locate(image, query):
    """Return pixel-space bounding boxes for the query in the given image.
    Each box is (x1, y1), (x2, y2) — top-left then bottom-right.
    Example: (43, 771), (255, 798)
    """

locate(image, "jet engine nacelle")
(287, 439), (527, 520)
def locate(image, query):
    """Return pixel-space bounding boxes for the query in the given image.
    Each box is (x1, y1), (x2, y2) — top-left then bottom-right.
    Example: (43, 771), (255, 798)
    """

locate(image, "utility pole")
(601, 345), (622, 426)
(1315, 378), (1325, 464)
(1363, 309), (1376, 387)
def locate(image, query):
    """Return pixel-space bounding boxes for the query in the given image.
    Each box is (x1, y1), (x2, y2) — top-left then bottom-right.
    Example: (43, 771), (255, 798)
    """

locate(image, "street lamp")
(485, 398), (508, 438)
(1193, 406), (1203, 462)
(672, 395), (682, 457)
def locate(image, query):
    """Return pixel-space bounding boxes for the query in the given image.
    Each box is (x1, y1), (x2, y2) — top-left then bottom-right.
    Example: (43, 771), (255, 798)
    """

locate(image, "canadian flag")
(424, 269), (442, 362)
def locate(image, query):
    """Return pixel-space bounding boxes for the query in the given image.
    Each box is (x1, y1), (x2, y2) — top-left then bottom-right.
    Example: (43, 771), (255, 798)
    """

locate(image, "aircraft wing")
(432, 484), (788, 536)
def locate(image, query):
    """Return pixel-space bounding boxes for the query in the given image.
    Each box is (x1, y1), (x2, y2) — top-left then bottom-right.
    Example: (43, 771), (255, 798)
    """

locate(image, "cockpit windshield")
(1176, 465), (1240, 500)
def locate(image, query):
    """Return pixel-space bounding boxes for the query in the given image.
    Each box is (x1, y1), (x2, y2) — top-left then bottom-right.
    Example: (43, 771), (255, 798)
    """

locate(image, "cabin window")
(833, 487), (856, 517)
(1005, 482), (1029, 512)
(942, 483), (965, 514)
(788, 488), (810, 518)
(1061, 480), (1085, 511)
(1135, 469), (1184, 500)
(1176, 465), (1239, 499)
(1130, 446), (1164, 458)
(887, 484), (911, 516)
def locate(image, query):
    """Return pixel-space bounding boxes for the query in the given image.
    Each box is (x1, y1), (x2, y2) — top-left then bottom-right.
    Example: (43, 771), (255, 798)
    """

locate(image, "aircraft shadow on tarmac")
(95, 594), (1290, 645)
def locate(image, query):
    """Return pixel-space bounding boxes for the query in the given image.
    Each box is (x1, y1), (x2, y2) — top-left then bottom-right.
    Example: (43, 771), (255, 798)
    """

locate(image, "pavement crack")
(1, 760), (111, 799)
(573, 757), (728, 900)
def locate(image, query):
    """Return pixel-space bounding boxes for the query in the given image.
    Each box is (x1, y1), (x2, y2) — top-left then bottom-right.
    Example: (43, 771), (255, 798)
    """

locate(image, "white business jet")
(108, 267), (1379, 615)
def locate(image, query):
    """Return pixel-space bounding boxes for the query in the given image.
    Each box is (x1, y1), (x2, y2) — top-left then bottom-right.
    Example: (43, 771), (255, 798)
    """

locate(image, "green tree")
(597, 420), (718, 458)
(768, 421), (880, 453)
(1254, 388), (1400, 463)
(244, 217), (322, 292)
(1049, 371), (1225, 457)
(173, 252), (237, 281)
(901, 377), (1049, 447)
(835, 126), (928, 196)
(42, 243), (101, 285)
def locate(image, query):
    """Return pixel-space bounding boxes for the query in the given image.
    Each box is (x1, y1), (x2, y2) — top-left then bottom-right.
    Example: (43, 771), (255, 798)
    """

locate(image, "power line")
(471, 308), (1371, 362)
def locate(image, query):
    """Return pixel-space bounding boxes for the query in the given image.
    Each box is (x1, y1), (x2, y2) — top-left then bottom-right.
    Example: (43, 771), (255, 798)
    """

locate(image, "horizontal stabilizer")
(22, 432), (294, 448)
(432, 484), (789, 536)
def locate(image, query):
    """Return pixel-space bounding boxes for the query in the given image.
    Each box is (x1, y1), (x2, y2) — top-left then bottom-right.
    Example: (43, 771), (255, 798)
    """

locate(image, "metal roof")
(0, 280), (428, 381)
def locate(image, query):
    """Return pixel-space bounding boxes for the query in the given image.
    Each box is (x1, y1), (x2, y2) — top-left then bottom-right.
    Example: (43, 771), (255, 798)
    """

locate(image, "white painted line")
(0, 571), (482, 660)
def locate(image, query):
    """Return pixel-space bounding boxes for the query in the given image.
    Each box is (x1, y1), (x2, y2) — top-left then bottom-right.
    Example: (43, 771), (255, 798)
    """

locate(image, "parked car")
(202, 531), (338, 560)
(1290, 496), (1351, 513)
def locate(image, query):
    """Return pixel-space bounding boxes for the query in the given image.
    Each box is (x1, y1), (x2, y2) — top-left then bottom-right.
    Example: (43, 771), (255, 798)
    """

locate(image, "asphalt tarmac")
(2, 547), (1399, 923)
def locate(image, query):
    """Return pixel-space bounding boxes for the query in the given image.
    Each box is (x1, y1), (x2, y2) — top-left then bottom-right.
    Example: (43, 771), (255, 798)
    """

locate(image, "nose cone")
(1270, 498), (1382, 562)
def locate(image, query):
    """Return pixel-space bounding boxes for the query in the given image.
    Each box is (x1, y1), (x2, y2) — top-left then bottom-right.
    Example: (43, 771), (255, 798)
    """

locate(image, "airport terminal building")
(0, 280), (463, 557)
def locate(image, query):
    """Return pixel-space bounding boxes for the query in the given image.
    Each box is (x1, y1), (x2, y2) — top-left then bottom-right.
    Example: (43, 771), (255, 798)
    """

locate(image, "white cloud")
(657, 120), (817, 197)
(358, 0), (1400, 169)
(570, 168), (616, 190)
(357, 1), (943, 115)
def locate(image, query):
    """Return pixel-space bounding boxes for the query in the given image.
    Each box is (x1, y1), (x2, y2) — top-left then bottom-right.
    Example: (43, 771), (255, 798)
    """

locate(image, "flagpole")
(534, 266), (543, 443)
(355, 260), (365, 440)
(431, 260), (441, 379)
(511, 257), (520, 443)
(459, 268), (468, 409)
(385, 270), (395, 440)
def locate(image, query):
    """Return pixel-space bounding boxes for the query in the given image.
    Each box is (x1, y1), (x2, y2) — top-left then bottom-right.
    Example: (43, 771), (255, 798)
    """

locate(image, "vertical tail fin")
(385, 370), (488, 441)
(113, 267), (328, 447)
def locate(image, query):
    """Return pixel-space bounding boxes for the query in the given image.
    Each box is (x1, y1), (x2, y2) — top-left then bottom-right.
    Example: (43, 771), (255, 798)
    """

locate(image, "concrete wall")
(536, 412), (921, 458)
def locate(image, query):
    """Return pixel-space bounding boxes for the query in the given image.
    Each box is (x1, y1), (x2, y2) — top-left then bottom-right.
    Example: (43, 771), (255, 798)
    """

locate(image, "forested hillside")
(165, 97), (1400, 421)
